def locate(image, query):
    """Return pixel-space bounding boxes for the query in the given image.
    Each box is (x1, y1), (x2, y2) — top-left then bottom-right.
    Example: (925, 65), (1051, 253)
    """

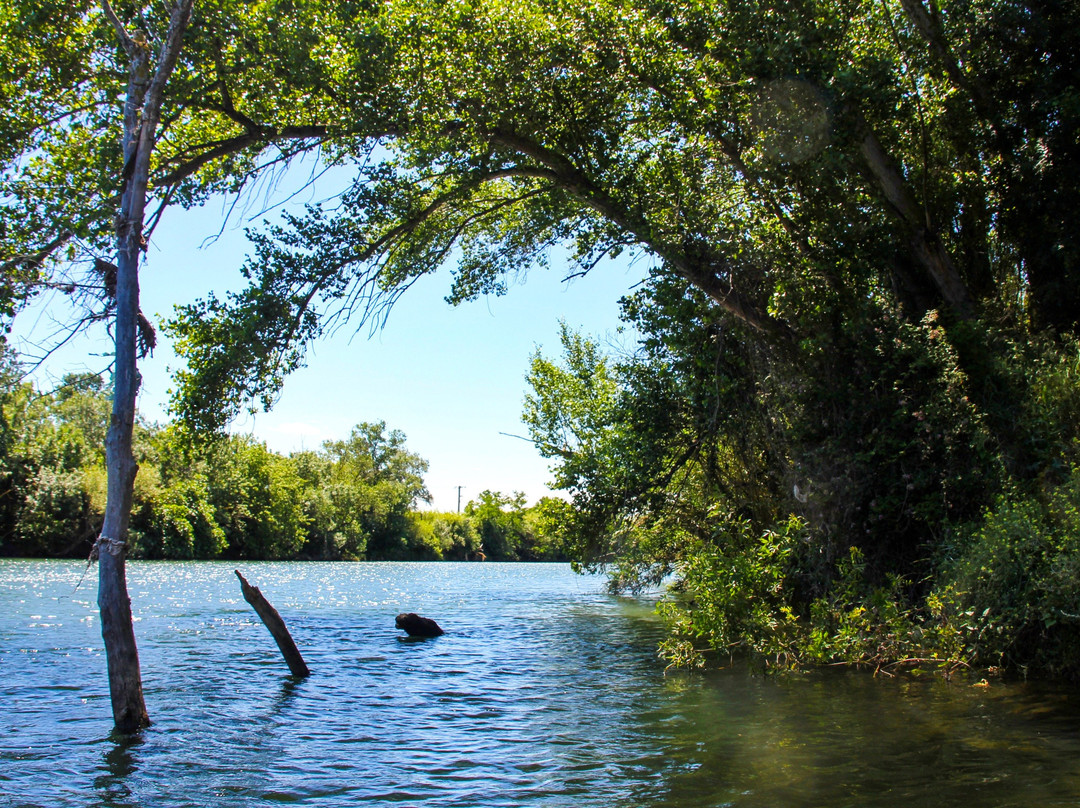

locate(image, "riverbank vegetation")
(3, 0), (1079, 683)
(0, 353), (565, 562)
(525, 290), (1080, 679)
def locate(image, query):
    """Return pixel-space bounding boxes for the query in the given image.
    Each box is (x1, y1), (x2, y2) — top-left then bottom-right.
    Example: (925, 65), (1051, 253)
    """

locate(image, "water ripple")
(4, 560), (1080, 807)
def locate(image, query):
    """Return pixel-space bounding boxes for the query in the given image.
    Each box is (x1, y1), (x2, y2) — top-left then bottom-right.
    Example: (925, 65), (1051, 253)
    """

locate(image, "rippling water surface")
(3, 560), (1080, 807)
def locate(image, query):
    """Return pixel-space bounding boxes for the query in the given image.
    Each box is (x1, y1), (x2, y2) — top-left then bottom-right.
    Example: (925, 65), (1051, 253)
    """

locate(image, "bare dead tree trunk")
(235, 570), (311, 677)
(97, 0), (194, 735)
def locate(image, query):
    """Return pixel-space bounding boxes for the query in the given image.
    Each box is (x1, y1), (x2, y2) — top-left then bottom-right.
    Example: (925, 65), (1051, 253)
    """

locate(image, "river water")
(2, 560), (1080, 807)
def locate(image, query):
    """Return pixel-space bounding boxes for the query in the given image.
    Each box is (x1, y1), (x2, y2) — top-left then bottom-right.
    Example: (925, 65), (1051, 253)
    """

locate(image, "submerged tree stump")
(235, 570), (310, 677)
(396, 612), (444, 637)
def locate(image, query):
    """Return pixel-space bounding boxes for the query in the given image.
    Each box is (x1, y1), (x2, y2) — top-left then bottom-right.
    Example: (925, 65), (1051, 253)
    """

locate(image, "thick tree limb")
(101, 0), (134, 53)
(897, 0), (995, 123)
(97, 0), (195, 736)
(156, 126), (330, 188)
(489, 128), (791, 341)
(856, 117), (974, 317)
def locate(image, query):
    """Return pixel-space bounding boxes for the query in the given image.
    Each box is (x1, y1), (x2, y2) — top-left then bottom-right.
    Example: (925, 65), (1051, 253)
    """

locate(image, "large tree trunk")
(855, 117), (975, 319)
(97, 0), (194, 734)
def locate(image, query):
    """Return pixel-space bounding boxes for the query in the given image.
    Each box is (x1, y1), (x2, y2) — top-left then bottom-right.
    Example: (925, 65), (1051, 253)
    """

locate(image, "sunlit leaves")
(524, 322), (620, 484)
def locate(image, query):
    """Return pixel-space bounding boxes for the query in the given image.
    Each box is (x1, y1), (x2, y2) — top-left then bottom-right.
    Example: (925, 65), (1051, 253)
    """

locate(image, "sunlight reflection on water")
(3, 560), (1080, 807)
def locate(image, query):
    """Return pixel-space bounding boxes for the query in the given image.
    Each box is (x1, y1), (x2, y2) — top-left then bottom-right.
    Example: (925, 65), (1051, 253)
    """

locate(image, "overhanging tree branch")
(488, 127), (792, 340)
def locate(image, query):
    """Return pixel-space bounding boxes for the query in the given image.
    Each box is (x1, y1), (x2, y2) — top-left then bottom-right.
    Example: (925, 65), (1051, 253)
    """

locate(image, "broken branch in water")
(235, 569), (310, 677)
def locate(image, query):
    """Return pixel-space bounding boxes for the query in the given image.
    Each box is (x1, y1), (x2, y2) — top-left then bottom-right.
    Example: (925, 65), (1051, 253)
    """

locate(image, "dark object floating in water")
(396, 612), (444, 637)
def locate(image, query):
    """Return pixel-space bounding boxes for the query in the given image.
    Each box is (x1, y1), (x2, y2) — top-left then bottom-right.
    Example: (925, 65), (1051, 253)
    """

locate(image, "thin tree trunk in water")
(235, 570), (311, 677)
(97, 0), (194, 734)
(98, 192), (149, 731)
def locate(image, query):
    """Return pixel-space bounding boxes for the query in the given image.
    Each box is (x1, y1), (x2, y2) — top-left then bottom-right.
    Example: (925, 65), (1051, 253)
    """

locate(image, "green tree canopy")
(7, 0), (1076, 425)
(0, 361), (113, 557)
(465, 489), (529, 560)
(165, 0), (1078, 428)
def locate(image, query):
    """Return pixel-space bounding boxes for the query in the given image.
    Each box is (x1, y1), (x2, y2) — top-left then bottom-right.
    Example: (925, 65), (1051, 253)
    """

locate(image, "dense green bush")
(657, 514), (804, 669)
(136, 475), (226, 559)
(0, 364), (110, 557)
(406, 512), (482, 560)
(655, 512), (970, 675)
(938, 468), (1080, 678)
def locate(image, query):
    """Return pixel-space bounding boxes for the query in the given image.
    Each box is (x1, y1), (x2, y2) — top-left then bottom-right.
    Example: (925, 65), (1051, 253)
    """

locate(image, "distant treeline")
(0, 355), (567, 562)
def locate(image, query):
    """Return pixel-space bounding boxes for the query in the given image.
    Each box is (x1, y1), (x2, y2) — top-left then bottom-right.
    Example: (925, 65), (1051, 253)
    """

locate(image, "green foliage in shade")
(939, 466), (1080, 679)
(527, 308), (1080, 676)
(657, 516), (804, 670)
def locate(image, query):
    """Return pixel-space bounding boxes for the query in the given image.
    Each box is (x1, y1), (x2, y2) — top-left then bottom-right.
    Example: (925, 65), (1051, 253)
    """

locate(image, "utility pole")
(456, 486), (464, 513)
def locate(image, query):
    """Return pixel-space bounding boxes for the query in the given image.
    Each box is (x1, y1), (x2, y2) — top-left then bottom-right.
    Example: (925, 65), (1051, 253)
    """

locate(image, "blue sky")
(13, 164), (649, 511)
